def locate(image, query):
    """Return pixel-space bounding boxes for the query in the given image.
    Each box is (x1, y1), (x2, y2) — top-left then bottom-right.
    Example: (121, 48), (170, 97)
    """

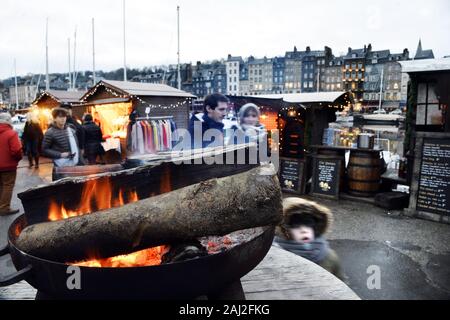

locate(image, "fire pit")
(1, 215), (274, 299)
(0, 147), (281, 299)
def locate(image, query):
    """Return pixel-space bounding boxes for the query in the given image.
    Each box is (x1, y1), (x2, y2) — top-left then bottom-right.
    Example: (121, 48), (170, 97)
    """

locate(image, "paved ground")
(310, 196), (450, 300)
(1, 162), (449, 300)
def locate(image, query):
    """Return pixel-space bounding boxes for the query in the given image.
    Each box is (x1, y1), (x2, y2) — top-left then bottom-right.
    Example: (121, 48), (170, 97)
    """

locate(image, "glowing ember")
(73, 246), (169, 268)
(48, 178), (139, 221)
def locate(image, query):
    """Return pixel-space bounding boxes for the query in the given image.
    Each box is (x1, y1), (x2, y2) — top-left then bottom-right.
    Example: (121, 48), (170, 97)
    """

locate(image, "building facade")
(323, 57), (344, 92)
(9, 84), (38, 108)
(284, 47), (304, 93)
(226, 55), (243, 96)
(248, 57), (273, 95)
(343, 45), (370, 107)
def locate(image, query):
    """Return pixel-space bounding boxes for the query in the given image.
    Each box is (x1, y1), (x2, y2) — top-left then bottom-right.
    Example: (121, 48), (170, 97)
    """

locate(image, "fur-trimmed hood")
(276, 197), (333, 239)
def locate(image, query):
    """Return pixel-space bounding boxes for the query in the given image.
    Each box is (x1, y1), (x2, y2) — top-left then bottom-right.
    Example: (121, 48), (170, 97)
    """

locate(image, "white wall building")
(226, 55), (242, 96)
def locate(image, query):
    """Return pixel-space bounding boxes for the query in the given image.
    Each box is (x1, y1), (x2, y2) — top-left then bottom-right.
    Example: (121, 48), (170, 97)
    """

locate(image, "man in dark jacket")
(0, 112), (22, 216)
(61, 103), (85, 157)
(82, 113), (104, 164)
(188, 93), (228, 149)
(42, 108), (82, 170)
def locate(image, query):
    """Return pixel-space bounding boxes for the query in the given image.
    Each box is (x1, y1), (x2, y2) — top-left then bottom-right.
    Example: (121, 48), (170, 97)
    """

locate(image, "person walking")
(42, 108), (82, 171)
(61, 103), (85, 158)
(188, 93), (229, 149)
(0, 112), (23, 216)
(22, 112), (44, 169)
(82, 113), (104, 165)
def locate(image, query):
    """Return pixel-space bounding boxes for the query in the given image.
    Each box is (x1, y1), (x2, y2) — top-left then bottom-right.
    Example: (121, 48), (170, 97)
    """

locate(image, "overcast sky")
(1, 0), (449, 80)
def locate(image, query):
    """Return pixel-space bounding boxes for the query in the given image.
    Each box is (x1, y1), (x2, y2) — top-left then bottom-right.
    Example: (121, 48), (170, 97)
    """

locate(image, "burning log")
(16, 165), (282, 263)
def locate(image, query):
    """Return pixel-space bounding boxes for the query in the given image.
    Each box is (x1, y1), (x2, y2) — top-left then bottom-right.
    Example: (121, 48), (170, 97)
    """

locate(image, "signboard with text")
(417, 138), (450, 216)
(311, 156), (341, 199)
(279, 158), (306, 195)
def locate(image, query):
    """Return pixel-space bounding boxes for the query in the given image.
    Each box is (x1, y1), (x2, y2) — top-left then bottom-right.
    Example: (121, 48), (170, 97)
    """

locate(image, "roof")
(344, 48), (367, 59)
(414, 39), (435, 60)
(33, 89), (86, 105)
(244, 91), (349, 104)
(83, 80), (196, 101)
(400, 58), (450, 73)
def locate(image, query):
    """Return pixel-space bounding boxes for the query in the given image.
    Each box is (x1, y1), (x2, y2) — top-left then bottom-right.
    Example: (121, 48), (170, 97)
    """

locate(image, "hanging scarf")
(273, 236), (330, 264)
(54, 127), (79, 167)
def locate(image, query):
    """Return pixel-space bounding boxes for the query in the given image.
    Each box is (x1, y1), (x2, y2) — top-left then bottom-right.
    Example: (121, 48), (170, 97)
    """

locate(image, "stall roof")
(400, 58), (450, 73)
(32, 89), (86, 105)
(84, 80), (196, 100)
(245, 91), (349, 104)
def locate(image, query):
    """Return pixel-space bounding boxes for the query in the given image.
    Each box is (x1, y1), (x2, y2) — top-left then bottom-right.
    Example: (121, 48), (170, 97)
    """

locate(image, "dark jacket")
(22, 121), (43, 146)
(188, 113), (224, 149)
(0, 123), (23, 171)
(82, 121), (103, 155)
(275, 197), (344, 281)
(66, 117), (85, 150)
(42, 124), (79, 159)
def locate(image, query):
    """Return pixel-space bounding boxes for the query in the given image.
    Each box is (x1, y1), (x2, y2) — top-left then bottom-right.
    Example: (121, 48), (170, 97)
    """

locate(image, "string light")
(81, 82), (193, 110)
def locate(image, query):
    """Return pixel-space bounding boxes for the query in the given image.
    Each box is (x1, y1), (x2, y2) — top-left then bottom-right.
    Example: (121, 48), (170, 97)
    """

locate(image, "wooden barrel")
(347, 150), (381, 197)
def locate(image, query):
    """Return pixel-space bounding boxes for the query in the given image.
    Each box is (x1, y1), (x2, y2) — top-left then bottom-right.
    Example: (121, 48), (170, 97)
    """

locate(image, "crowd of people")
(0, 104), (105, 216)
(1, 94), (343, 280)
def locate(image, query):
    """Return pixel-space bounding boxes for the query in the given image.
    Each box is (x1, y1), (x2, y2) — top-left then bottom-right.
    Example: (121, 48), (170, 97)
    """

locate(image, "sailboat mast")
(123, 0), (127, 82)
(45, 18), (50, 91)
(177, 5), (181, 90)
(68, 38), (72, 89)
(14, 59), (19, 109)
(73, 27), (77, 89)
(92, 18), (96, 85)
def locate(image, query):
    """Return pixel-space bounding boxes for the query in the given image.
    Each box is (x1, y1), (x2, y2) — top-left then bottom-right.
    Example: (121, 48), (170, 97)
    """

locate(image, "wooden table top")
(242, 245), (360, 300)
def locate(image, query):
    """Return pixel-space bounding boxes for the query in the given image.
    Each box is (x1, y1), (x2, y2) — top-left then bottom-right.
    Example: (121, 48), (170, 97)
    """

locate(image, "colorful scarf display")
(128, 119), (178, 154)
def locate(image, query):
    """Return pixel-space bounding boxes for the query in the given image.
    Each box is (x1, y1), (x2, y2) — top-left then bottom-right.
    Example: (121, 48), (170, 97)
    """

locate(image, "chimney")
(348, 47), (352, 54)
(294, 46), (297, 52)
(368, 43), (372, 52)
(306, 46), (311, 53)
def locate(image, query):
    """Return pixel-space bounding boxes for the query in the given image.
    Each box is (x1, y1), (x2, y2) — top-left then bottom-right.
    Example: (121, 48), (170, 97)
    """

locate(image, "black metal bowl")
(0, 215), (274, 299)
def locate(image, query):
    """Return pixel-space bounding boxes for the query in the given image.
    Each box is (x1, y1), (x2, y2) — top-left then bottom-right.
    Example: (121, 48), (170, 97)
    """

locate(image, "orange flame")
(47, 178), (175, 268)
(73, 246), (168, 268)
(48, 178), (139, 221)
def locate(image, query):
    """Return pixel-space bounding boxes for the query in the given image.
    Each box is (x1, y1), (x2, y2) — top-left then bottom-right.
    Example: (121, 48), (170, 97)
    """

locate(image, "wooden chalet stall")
(78, 80), (196, 161)
(400, 58), (450, 224)
(228, 92), (351, 194)
(30, 90), (86, 131)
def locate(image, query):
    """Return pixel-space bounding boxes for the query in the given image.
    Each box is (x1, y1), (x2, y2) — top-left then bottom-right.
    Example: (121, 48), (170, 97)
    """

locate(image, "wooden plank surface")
(0, 245), (360, 300)
(242, 245), (360, 300)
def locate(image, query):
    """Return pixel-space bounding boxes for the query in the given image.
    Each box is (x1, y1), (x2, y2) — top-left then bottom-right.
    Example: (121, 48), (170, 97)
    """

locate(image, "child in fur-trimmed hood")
(274, 197), (344, 280)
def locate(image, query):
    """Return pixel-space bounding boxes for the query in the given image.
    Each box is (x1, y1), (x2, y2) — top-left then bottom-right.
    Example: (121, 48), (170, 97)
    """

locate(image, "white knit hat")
(0, 112), (12, 126)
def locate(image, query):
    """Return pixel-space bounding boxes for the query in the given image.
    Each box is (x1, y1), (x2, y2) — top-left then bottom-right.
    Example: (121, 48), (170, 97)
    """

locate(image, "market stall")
(30, 90), (86, 132)
(400, 58), (450, 224)
(79, 80), (196, 161)
(228, 91), (352, 194)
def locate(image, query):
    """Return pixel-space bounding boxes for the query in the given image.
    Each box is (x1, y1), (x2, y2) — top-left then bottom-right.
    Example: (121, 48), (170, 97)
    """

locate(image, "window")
(416, 82), (442, 127)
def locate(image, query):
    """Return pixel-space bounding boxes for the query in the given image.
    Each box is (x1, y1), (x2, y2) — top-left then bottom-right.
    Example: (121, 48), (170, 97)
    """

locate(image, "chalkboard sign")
(279, 158), (305, 195)
(311, 156), (341, 199)
(417, 138), (450, 216)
